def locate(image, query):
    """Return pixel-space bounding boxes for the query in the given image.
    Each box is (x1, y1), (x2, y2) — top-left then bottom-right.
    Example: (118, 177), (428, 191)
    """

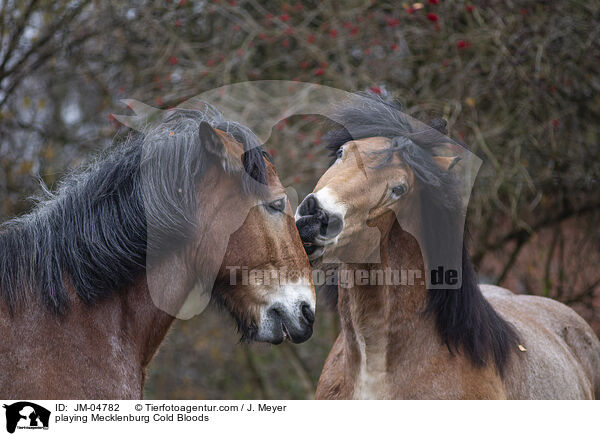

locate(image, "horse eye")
(266, 198), (286, 214)
(391, 184), (407, 198)
(336, 148), (343, 159)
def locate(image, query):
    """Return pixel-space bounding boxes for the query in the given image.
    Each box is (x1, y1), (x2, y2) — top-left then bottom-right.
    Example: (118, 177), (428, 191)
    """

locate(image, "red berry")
(386, 17), (400, 27)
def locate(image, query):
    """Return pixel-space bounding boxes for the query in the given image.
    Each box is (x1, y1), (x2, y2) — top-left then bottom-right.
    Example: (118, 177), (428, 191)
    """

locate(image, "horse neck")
(120, 278), (176, 368)
(67, 276), (175, 372)
(337, 220), (433, 366)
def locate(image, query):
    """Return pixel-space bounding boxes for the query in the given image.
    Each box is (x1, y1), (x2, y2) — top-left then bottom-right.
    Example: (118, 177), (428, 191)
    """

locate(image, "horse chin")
(237, 321), (259, 343)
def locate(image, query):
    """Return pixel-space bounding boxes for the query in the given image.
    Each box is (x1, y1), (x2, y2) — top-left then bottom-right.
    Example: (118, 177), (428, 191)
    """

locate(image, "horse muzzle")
(256, 294), (315, 344)
(295, 193), (344, 259)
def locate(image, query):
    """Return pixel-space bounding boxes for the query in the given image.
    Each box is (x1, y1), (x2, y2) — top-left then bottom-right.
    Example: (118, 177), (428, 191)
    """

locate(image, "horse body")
(297, 92), (600, 399)
(485, 285), (600, 399)
(314, 222), (600, 399)
(1, 107), (315, 399)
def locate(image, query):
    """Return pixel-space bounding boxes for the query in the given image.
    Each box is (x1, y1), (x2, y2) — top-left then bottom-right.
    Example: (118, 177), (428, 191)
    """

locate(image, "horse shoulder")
(481, 285), (600, 399)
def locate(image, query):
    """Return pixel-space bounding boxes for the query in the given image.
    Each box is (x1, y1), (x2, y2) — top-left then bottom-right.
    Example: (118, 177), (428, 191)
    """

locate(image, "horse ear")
(433, 155), (461, 171)
(198, 121), (226, 159)
(199, 121), (241, 172)
(428, 118), (448, 135)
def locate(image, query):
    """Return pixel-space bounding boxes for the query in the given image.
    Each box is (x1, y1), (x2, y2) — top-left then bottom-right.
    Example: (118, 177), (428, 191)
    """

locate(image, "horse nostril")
(326, 214), (343, 237)
(301, 303), (315, 326)
(299, 194), (321, 217)
(318, 211), (343, 238)
(305, 195), (318, 215)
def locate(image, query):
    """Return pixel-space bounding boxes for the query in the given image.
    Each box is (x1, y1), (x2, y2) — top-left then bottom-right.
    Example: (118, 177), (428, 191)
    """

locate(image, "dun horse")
(0, 106), (315, 399)
(296, 93), (600, 399)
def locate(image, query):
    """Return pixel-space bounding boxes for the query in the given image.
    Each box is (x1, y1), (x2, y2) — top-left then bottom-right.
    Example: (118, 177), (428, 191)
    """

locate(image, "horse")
(296, 92), (600, 399)
(0, 105), (315, 399)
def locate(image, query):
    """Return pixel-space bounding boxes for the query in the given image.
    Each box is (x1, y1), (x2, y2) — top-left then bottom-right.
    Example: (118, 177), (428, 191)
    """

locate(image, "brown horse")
(0, 106), (315, 399)
(296, 93), (600, 399)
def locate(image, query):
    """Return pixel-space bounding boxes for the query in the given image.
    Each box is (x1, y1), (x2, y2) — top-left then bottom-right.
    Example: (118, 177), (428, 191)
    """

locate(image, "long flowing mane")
(0, 104), (267, 315)
(323, 91), (519, 376)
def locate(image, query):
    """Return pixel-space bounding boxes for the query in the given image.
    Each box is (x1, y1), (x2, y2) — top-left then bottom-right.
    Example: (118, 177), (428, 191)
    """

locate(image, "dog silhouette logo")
(3, 402), (50, 433)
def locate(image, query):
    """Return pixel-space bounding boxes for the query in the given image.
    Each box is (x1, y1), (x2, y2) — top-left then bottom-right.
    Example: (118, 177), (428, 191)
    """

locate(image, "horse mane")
(323, 91), (519, 376)
(0, 104), (267, 315)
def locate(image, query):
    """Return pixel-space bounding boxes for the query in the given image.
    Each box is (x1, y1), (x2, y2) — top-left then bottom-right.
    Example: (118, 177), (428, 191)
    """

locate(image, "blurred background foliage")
(1, 0), (599, 398)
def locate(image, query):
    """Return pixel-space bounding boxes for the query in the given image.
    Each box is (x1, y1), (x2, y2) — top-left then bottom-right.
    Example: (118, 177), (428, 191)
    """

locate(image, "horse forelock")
(0, 105), (269, 315)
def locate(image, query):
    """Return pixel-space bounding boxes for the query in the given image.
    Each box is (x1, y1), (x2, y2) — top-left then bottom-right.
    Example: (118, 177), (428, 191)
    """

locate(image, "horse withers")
(0, 106), (315, 399)
(296, 92), (600, 399)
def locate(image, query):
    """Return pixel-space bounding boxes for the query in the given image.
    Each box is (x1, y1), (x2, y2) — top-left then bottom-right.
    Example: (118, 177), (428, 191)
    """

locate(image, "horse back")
(481, 284), (600, 399)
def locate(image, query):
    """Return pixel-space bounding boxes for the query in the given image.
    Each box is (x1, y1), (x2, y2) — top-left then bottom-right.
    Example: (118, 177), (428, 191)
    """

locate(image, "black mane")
(324, 91), (519, 376)
(0, 104), (267, 315)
